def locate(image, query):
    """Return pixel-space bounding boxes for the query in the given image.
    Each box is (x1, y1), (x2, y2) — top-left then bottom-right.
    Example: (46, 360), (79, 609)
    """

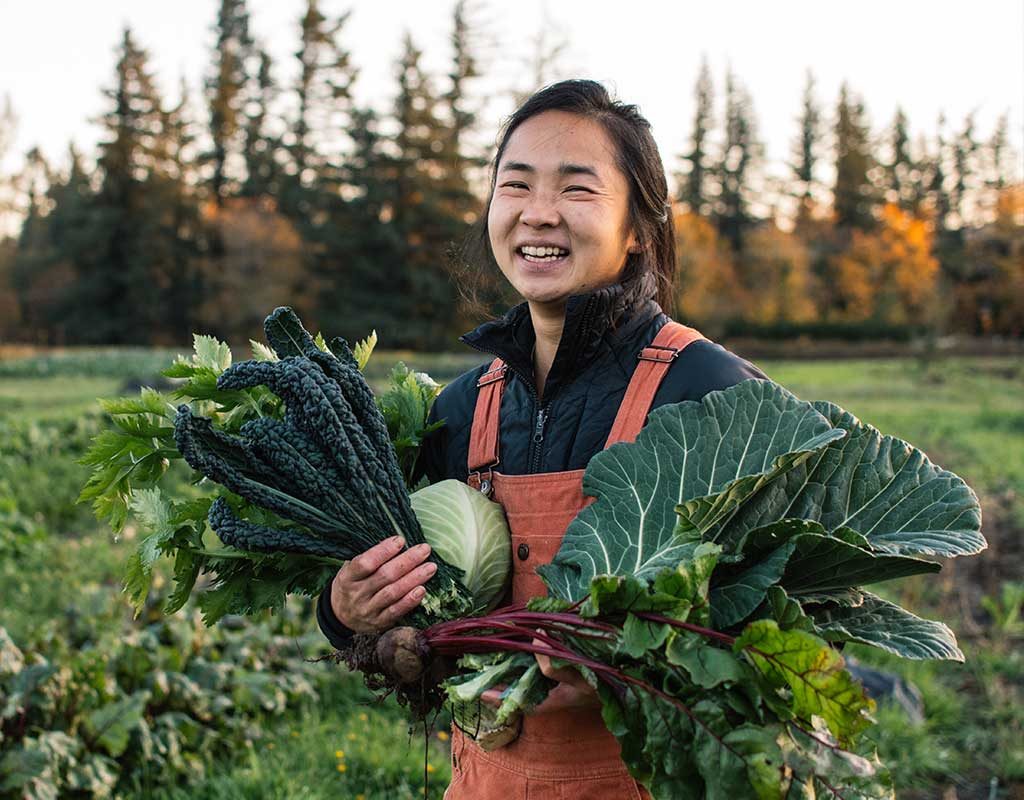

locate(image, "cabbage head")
(410, 479), (511, 613)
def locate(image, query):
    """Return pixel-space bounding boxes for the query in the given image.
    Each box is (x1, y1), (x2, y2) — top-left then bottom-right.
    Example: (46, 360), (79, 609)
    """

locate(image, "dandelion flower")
(335, 750), (345, 759)
(358, 712), (368, 722)
(436, 731), (449, 742)
(336, 764), (347, 773)
(347, 732), (357, 741)
(427, 764), (436, 773)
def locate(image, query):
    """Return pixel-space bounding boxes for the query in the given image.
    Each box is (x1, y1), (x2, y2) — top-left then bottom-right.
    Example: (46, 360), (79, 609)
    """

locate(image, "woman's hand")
(479, 637), (599, 714)
(329, 536), (437, 633)
(532, 647), (599, 713)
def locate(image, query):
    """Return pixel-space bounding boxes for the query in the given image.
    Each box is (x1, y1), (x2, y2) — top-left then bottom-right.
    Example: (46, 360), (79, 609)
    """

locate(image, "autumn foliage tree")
(831, 203), (941, 324)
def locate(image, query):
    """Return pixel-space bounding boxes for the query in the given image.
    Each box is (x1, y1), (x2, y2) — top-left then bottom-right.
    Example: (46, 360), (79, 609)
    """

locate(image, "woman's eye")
(565, 186), (592, 193)
(501, 182), (528, 190)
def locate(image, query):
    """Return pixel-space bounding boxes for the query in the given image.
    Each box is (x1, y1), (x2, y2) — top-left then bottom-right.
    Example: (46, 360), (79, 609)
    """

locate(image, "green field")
(1, 350), (1021, 799)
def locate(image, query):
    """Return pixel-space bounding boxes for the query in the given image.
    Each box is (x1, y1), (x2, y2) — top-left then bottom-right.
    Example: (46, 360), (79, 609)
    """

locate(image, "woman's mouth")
(517, 245), (571, 267)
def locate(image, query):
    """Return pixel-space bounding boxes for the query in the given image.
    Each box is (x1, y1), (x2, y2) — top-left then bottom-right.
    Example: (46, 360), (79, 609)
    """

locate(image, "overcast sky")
(2, 0), (1022, 188)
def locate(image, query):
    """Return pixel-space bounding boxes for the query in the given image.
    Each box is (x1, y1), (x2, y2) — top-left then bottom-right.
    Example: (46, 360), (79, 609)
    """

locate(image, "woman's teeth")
(520, 246), (569, 262)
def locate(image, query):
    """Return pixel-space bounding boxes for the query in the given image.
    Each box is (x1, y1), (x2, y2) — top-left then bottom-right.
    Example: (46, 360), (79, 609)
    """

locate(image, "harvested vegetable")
(78, 308), (507, 626)
(80, 310), (986, 799)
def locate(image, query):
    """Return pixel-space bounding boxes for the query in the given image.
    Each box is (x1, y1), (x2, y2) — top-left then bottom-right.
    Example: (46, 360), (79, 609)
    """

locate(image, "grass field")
(1, 349), (1021, 799)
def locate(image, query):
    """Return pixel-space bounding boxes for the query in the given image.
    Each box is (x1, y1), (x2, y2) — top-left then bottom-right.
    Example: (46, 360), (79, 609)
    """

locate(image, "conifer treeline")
(0, 4), (1020, 348)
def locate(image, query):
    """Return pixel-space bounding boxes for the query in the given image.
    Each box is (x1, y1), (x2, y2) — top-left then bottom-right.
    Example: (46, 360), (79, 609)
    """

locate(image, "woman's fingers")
(366, 542), (433, 593)
(369, 559), (437, 614)
(376, 584), (429, 628)
(346, 536), (407, 580)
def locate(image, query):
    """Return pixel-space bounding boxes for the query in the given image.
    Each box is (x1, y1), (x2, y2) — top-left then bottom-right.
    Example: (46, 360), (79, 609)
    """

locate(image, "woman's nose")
(519, 193), (560, 228)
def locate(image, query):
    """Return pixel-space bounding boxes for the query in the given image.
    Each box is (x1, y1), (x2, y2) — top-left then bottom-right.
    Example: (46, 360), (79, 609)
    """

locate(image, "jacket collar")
(459, 271), (662, 400)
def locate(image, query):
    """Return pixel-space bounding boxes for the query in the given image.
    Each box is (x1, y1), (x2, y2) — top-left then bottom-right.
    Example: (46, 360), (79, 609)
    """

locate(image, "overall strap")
(466, 358), (508, 493)
(604, 321), (706, 447)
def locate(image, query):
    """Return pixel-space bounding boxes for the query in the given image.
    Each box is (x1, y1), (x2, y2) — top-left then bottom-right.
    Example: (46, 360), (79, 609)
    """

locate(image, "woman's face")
(487, 110), (638, 310)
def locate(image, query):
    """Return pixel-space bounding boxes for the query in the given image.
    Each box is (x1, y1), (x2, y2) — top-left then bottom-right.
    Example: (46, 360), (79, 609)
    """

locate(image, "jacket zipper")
(462, 293), (597, 475)
(529, 405), (549, 473)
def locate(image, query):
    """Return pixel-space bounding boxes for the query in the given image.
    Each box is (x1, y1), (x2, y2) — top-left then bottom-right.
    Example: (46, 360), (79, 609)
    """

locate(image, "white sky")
(1, 0), (1022, 190)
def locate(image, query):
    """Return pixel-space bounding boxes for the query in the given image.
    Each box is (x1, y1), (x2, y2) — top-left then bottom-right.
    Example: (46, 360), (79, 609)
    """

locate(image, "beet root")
(375, 626), (430, 684)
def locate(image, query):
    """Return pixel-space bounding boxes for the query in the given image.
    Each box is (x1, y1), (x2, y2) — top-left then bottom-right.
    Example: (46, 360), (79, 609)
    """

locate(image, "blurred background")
(0, 2), (1021, 799)
(0, 0), (1021, 350)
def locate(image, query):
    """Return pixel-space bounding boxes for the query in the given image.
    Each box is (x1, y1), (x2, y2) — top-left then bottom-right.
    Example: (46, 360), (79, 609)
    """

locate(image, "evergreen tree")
(713, 67), (761, 251)
(679, 56), (714, 216)
(151, 83), (204, 342)
(290, 0), (356, 184)
(387, 32), (464, 348)
(790, 69), (821, 227)
(950, 112), (978, 227)
(206, 0), (253, 205)
(240, 48), (280, 198)
(10, 149), (55, 339)
(832, 83), (875, 230)
(884, 107), (915, 211)
(986, 112), (1012, 192)
(440, 0), (485, 222)
(925, 114), (952, 232)
(71, 27), (170, 343)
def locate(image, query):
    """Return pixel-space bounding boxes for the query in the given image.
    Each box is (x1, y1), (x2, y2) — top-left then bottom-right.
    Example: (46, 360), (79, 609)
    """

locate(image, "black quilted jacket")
(316, 273), (770, 646)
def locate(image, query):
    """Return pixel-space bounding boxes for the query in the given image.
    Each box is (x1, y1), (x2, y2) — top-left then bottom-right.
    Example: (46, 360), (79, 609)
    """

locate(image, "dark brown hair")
(450, 79), (677, 319)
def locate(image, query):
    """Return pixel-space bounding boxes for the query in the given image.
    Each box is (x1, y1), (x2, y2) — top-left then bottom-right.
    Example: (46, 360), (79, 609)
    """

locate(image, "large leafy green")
(709, 402), (985, 559)
(539, 380), (845, 600)
(811, 593), (963, 661)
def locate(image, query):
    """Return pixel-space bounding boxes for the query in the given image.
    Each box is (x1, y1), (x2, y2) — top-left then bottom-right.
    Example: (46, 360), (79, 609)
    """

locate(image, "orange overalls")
(446, 320), (706, 800)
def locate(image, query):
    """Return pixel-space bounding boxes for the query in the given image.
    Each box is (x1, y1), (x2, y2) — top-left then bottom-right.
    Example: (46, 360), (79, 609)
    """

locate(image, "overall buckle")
(637, 344), (680, 363)
(469, 465), (497, 497)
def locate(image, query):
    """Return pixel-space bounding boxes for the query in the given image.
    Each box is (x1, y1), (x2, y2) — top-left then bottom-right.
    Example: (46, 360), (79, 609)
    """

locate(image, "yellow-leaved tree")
(831, 203), (940, 323)
(673, 209), (750, 329)
(740, 224), (819, 323)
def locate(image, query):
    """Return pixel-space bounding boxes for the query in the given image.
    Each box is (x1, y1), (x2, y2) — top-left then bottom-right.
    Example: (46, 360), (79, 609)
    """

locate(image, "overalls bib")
(446, 320), (706, 800)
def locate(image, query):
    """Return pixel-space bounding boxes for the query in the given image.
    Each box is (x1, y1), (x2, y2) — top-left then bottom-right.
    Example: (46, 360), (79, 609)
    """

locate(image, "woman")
(317, 80), (768, 799)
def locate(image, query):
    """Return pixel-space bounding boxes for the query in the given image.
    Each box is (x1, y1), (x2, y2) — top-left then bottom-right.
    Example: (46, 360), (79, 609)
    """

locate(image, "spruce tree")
(832, 83), (875, 230)
(790, 69), (821, 227)
(884, 107), (915, 211)
(240, 49), (280, 199)
(950, 113), (978, 227)
(440, 0), (485, 222)
(206, 0), (253, 205)
(679, 57), (714, 216)
(72, 27), (169, 343)
(387, 32), (464, 348)
(290, 0), (356, 183)
(713, 67), (761, 251)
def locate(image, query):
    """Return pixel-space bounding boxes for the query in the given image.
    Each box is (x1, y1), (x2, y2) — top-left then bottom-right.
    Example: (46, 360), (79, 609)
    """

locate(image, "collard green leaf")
(711, 534), (797, 628)
(812, 592), (963, 661)
(738, 520), (941, 595)
(765, 586), (815, 631)
(734, 620), (874, 742)
(712, 402), (985, 559)
(782, 532), (940, 594)
(540, 380), (843, 600)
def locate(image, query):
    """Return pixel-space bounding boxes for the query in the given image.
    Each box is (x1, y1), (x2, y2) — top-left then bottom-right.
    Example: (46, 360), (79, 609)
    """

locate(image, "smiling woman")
(317, 79), (769, 800)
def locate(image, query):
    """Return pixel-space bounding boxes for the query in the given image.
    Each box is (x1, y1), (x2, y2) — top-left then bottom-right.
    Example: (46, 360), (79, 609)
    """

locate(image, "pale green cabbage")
(410, 479), (511, 612)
